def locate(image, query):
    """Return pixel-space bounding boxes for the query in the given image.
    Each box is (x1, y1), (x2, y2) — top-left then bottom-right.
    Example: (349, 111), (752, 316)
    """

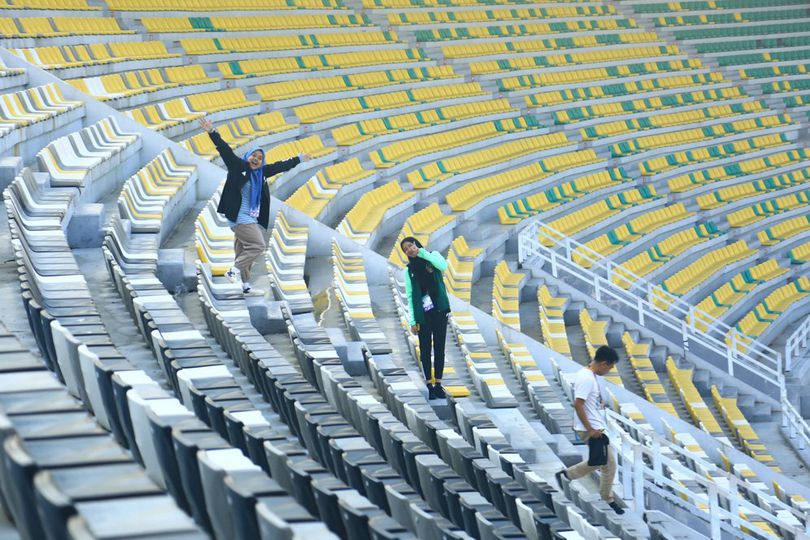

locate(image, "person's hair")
(593, 345), (619, 365)
(400, 236), (423, 252)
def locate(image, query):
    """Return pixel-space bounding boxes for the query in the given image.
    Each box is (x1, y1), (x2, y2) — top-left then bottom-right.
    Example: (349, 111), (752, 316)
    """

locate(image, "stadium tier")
(0, 0), (809, 539)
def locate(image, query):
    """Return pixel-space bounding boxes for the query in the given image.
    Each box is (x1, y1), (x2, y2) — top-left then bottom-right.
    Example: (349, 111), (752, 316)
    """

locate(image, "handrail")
(518, 220), (783, 395)
(785, 314), (810, 372)
(782, 395), (810, 453)
(607, 410), (810, 539)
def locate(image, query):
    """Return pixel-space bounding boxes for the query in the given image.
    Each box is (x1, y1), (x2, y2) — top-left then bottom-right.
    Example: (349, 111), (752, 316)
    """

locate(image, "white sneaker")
(226, 267), (241, 284)
(243, 286), (265, 296)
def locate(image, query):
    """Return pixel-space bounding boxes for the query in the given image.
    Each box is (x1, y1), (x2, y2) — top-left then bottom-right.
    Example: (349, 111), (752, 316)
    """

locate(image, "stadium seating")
(3, 0), (810, 536)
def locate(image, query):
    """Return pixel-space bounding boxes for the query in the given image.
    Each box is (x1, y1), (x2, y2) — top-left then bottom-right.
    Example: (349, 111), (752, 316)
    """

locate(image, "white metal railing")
(785, 315), (810, 372)
(518, 220), (783, 395)
(783, 397), (810, 452)
(607, 411), (810, 540)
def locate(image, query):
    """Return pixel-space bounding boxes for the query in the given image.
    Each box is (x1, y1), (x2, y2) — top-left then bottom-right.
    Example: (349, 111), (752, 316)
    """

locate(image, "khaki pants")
(565, 430), (617, 502)
(232, 223), (266, 282)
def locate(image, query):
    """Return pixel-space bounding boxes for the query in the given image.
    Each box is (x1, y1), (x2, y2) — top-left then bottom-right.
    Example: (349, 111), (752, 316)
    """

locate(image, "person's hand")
(199, 117), (214, 133)
(410, 325), (419, 335)
(298, 152), (312, 162)
(587, 429), (603, 439)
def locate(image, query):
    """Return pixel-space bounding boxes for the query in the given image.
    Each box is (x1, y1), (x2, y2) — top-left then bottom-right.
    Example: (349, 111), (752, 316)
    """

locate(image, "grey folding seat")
(255, 495), (338, 540)
(1, 434), (133, 539)
(368, 514), (417, 540)
(66, 495), (204, 539)
(197, 448), (265, 539)
(33, 463), (163, 540)
(225, 468), (297, 540)
(337, 489), (384, 540)
(171, 421), (231, 534)
(311, 476), (353, 536)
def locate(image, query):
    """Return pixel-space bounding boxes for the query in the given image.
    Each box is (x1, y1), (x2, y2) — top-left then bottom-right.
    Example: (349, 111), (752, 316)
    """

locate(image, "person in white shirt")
(556, 345), (624, 514)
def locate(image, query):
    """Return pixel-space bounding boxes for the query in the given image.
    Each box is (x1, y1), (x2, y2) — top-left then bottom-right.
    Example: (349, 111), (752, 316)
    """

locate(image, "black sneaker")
(433, 383), (446, 399)
(427, 384), (436, 400)
(555, 469), (567, 490)
(608, 501), (625, 515)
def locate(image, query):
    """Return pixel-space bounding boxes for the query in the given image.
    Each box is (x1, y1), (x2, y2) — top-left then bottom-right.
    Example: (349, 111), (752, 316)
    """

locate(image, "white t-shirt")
(572, 367), (606, 432)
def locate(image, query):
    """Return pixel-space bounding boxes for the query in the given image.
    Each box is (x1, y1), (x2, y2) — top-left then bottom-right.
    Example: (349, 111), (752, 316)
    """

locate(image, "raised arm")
(417, 248), (448, 272)
(199, 117), (242, 171)
(263, 155), (301, 178)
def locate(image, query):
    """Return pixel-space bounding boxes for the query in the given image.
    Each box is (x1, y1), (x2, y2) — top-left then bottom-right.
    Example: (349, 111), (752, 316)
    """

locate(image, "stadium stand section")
(0, 0), (809, 538)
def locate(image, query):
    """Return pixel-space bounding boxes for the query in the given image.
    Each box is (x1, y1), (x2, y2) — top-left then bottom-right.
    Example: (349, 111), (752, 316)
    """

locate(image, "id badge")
(422, 294), (434, 312)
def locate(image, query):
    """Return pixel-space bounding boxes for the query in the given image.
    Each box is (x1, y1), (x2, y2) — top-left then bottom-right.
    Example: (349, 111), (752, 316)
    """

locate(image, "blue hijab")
(242, 148), (265, 217)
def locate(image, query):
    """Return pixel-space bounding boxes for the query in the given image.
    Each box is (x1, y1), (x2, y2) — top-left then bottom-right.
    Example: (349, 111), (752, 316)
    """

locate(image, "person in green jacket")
(401, 236), (451, 399)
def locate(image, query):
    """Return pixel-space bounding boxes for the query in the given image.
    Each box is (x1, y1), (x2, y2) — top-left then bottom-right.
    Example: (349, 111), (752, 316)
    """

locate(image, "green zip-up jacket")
(403, 248), (450, 326)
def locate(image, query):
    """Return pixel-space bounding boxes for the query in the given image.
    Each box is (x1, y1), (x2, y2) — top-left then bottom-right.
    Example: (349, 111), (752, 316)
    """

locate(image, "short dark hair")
(400, 236), (423, 251)
(593, 345), (618, 365)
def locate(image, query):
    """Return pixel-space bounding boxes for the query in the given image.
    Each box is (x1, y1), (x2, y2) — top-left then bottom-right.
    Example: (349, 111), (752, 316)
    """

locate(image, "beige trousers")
(232, 223), (266, 282)
(565, 430), (617, 502)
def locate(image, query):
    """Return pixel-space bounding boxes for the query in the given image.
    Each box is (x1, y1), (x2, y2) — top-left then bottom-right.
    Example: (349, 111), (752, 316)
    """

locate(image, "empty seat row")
(116, 148), (197, 237)
(674, 22), (810, 41)
(141, 13), (370, 33)
(337, 182), (414, 247)
(295, 81), (487, 124)
(639, 133), (793, 176)
(333, 98), (515, 147)
(787, 239), (810, 264)
(498, 168), (629, 226)
(667, 147), (810, 192)
(728, 277), (810, 351)
(106, 0), (347, 9)
(219, 49), (429, 79)
(758, 214), (810, 246)
(443, 236), (482, 303)
(516, 59), (704, 95)
(450, 312), (518, 408)
(471, 45), (682, 76)
(609, 113), (794, 158)
(0, 83), (82, 151)
(557, 87), (744, 125)
(285, 158), (374, 220)
(491, 260), (525, 331)
(414, 19), (637, 43)
(10, 41), (179, 70)
(371, 116), (540, 170)
(446, 149), (601, 213)
(407, 131), (569, 190)
(655, 9), (807, 27)
(665, 358), (728, 442)
(265, 213), (313, 314)
(697, 167), (810, 210)
(442, 32), (661, 59)
(727, 188), (810, 228)
(580, 101), (766, 141)
(542, 186), (659, 245)
(711, 386), (778, 470)
(388, 5), (616, 25)
(537, 285), (571, 358)
(36, 116), (140, 193)
(653, 240), (755, 308)
(125, 87), (258, 132)
(573, 203), (693, 266)
(331, 241), (391, 355)
(633, 0), (807, 13)
(524, 71), (724, 108)
(621, 333), (678, 416)
(67, 65), (217, 102)
(612, 223), (723, 288)
(257, 66), (457, 102)
(181, 31), (398, 56)
(690, 259), (788, 332)
(0, 16), (133, 37)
